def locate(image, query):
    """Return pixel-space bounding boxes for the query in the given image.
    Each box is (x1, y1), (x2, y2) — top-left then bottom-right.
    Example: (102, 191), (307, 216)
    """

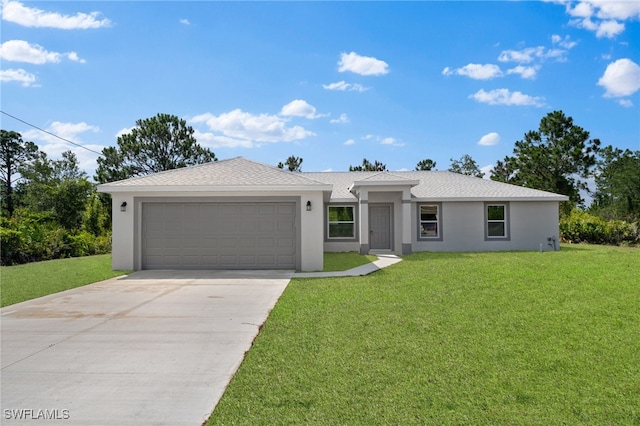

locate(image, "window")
(328, 205), (356, 239)
(419, 204), (440, 239)
(486, 204), (508, 239)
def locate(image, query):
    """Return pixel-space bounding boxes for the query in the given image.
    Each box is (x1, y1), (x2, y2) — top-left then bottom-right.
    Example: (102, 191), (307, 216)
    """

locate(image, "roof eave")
(411, 196), (569, 202)
(97, 184), (334, 194)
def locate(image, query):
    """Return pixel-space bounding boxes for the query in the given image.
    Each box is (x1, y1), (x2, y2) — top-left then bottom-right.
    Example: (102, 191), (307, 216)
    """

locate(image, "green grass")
(323, 252), (377, 272)
(0, 254), (130, 307)
(208, 244), (640, 425)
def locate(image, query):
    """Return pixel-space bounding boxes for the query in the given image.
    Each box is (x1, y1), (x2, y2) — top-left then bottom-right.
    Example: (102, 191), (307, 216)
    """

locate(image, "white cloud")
(280, 99), (325, 119)
(21, 121), (103, 175)
(480, 164), (494, 180)
(380, 137), (404, 146)
(338, 51), (389, 76)
(116, 127), (136, 138)
(192, 130), (254, 148)
(344, 138), (355, 146)
(330, 113), (350, 124)
(66, 51), (85, 63)
(442, 63), (503, 80)
(564, 0), (639, 38)
(190, 109), (315, 148)
(1, 0), (111, 29)
(0, 40), (85, 64)
(507, 65), (538, 79)
(23, 121), (99, 144)
(470, 88), (545, 107)
(572, 17), (625, 38)
(0, 68), (36, 86)
(322, 80), (369, 92)
(498, 46), (546, 64)
(179, 18), (190, 25)
(0, 40), (59, 64)
(597, 58), (640, 98)
(477, 132), (501, 146)
(567, 0), (640, 21)
(551, 34), (578, 49)
(361, 134), (404, 147)
(618, 99), (633, 107)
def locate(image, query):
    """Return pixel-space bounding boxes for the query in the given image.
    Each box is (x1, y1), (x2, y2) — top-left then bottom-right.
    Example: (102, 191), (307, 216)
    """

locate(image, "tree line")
(2, 111), (638, 265)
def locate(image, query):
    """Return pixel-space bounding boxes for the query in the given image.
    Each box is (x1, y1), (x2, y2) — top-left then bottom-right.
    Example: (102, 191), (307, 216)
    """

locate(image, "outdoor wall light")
(120, 201), (127, 212)
(306, 201), (312, 211)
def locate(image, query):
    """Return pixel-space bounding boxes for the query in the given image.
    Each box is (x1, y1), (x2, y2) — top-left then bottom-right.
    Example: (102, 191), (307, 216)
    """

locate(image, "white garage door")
(142, 202), (297, 270)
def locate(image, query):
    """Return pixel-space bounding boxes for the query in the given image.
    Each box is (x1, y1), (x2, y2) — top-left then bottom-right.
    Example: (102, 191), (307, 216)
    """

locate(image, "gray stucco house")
(97, 157), (568, 271)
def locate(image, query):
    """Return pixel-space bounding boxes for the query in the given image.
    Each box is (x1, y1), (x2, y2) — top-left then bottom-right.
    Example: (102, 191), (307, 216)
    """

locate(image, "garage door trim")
(133, 196), (301, 270)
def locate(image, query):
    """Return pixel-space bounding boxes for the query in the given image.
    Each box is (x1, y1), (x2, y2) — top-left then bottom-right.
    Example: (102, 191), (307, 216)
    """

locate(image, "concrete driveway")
(1, 270), (292, 425)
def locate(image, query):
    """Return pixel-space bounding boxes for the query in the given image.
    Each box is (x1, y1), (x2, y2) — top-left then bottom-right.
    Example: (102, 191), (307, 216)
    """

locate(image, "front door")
(369, 205), (391, 250)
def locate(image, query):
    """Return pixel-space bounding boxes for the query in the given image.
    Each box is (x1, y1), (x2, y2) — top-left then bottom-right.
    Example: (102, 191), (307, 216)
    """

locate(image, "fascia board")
(412, 196), (569, 202)
(97, 184), (334, 193)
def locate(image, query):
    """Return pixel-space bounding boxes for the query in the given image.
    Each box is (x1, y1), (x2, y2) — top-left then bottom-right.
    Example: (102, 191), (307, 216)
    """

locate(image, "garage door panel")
(142, 202), (296, 269)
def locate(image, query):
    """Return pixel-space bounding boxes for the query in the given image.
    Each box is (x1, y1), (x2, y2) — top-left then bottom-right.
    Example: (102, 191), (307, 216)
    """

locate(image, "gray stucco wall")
(411, 201), (560, 252)
(324, 200), (561, 253)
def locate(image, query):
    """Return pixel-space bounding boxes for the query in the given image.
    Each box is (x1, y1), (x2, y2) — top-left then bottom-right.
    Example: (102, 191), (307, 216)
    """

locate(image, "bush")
(561, 209), (639, 245)
(0, 212), (112, 265)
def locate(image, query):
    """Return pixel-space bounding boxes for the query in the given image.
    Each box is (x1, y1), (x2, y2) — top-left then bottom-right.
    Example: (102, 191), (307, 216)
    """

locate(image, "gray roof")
(98, 157), (331, 192)
(303, 170), (569, 202)
(98, 157), (568, 201)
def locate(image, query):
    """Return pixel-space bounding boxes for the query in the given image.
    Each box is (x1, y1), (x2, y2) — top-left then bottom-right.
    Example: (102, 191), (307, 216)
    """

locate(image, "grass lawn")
(208, 244), (640, 425)
(323, 252), (377, 272)
(0, 254), (130, 307)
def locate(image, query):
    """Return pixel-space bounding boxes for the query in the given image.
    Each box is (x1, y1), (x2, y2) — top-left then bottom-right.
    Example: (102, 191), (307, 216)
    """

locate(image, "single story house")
(97, 157), (568, 271)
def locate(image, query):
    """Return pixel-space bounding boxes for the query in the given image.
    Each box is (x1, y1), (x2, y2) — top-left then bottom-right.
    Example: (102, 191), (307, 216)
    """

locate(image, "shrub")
(561, 209), (639, 245)
(0, 212), (112, 265)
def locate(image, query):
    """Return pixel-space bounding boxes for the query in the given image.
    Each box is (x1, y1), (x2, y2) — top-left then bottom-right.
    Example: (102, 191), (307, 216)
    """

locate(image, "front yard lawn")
(323, 252), (377, 272)
(209, 244), (640, 425)
(0, 254), (130, 307)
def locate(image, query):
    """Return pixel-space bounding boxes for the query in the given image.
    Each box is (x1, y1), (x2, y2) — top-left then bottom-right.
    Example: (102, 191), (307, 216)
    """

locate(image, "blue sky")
(1, 0), (639, 179)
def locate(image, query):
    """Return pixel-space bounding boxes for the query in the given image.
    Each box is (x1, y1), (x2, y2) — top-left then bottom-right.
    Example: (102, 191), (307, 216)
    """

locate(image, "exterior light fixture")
(306, 201), (312, 211)
(120, 201), (127, 212)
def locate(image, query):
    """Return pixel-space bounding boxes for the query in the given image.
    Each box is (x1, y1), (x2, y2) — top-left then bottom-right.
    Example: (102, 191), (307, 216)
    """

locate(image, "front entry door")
(369, 205), (391, 250)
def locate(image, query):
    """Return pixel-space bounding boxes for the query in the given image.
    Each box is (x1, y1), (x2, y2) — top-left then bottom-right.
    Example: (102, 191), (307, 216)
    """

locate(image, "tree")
(95, 113), (216, 183)
(590, 146), (640, 221)
(349, 158), (387, 171)
(0, 130), (38, 217)
(19, 150), (93, 230)
(448, 154), (484, 178)
(490, 110), (600, 206)
(415, 158), (437, 171)
(277, 155), (303, 172)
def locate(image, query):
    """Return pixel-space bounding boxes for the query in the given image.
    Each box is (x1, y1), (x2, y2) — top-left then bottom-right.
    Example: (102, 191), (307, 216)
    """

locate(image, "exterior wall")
(412, 201), (560, 252)
(325, 191), (409, 254)
(108, 190), (325, 271)
(299, 191), (325, 271)
(111, 194), (135, 270)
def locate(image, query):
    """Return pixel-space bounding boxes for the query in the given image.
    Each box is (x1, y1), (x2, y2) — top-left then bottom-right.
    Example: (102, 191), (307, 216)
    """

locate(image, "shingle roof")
(302, 171), (568, 201)
(98, 157), (331, 192)
(98, 157), (568, 201)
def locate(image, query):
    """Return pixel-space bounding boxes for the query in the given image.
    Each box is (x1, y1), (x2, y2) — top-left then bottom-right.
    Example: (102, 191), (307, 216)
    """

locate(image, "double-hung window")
(328, 205), (356, 239)
(419, 204), (441, 240)
(486, 203), (509, 239)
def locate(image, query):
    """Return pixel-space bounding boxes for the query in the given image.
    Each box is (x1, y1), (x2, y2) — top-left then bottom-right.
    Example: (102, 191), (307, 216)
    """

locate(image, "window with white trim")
(327, 205), (356, 239)
(486, 204), (508, 239)
(419, 204), (440, 239)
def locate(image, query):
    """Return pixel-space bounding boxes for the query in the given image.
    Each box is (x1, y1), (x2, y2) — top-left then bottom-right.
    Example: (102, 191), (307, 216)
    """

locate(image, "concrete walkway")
(294, 254), (403, 278)
(1, 270), (292, 426)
